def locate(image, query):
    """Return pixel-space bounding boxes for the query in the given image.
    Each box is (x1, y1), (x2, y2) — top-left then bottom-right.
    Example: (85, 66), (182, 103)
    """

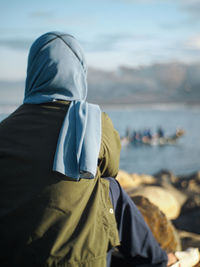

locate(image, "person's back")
(0, 102), (120, 266)
(0, 31), (177, 267)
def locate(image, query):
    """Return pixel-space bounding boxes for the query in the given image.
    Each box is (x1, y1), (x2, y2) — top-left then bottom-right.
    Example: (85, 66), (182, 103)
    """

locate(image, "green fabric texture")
(0, 102), (121, 267)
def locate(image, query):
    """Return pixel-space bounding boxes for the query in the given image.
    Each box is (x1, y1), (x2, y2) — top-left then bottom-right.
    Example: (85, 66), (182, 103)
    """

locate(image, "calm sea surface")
(1, 104), (200, 176)
(103, 105), (200, 176)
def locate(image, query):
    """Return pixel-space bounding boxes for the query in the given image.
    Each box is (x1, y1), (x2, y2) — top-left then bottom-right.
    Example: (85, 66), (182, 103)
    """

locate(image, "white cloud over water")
(185, 36), (200, 50)
(1, 0), (200, 79)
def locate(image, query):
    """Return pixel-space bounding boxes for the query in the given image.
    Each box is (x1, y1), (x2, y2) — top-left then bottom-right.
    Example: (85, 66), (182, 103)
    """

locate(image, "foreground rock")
(132, 195), (181, 252)
(173, 209), (200, 235)
(116, 169), (156, 189)
(116, 170), (183, 220)
(178, 231), (200, 251)
(157, 170), (200, 235)
(116, 169), (200, 265)
(116, 169), (200, 230)
(129, 186), (180, 220)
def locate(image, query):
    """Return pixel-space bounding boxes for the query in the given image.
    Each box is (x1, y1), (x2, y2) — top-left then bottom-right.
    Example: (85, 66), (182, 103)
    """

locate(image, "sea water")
(103, 104), (200, 176)
(0, 104), (200, 176)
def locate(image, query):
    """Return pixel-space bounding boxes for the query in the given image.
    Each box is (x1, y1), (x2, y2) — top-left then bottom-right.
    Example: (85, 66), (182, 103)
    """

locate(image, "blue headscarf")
(24, 32), (101, 180)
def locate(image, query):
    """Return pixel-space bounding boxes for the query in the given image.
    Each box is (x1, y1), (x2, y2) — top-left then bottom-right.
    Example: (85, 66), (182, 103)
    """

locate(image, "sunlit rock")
(132, 195), (181, 253)
(129, 186), (181, 220)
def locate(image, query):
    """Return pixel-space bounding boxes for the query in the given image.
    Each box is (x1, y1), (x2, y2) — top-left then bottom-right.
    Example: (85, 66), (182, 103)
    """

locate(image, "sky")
(0, 0), (200, 81)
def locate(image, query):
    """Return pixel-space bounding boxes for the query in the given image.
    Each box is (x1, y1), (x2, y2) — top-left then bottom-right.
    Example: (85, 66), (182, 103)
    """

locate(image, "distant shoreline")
(1, 102), (200, 115)
(100, 102), (200, 110)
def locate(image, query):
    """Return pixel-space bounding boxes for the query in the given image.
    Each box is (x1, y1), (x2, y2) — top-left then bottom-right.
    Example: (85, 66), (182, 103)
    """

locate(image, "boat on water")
(121, 129), (185, 147)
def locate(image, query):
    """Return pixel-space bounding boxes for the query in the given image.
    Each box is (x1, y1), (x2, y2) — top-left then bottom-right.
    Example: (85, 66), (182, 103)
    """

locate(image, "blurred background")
(0, 0), (200, 175)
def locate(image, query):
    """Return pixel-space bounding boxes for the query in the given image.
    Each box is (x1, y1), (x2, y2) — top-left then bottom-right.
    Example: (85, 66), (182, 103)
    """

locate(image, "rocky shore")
(116, 169), (200, 266)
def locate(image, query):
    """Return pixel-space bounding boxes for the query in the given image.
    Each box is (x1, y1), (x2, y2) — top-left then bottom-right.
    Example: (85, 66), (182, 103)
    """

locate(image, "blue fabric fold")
(23, 31), (101, 180)
(53, 101), (101, 180)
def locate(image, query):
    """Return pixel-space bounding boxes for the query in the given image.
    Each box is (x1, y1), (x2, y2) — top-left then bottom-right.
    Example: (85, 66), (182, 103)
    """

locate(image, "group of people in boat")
(122, 126), (184, 146)
(124, 126), (165, 144)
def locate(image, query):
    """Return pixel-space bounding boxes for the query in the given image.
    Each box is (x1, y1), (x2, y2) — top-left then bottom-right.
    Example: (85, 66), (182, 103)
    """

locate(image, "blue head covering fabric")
(24, 31), (101, 180)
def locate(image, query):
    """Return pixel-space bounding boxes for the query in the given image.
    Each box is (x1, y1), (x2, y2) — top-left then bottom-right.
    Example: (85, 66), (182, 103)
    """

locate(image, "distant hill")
(87, 62), (200, 105)
(0, 62), (200, 106)
(0, 81), (24, 105)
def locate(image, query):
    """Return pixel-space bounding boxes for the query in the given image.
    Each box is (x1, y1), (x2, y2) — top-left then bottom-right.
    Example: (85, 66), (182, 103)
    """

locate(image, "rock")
(178, 230), (200, 250)
(129, 185), (181, 220)
(158, 179), (187, 207)
(177, 231), (200, 267)
(154, 169), (178, 184)
(132, 195), (181, 253)
(174, 171), (200, 193)
(181, 194), (200, 214)
(188, 179), (200, 193)
(116, 170), (136, 188)
(116, 170), (156, 189)
(172, 208), (200, 234)
(130, 173), (156, 186)
(117, 169), (185, 219)
(153, 170), (187, 206)
(114, 170), (200, 266)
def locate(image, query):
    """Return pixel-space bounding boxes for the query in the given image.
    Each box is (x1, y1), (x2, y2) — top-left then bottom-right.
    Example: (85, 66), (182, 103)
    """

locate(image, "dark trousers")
(106, 177), (168, 267)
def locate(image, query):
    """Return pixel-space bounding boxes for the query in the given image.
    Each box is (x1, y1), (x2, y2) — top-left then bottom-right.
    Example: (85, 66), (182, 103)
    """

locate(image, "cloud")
(86, 32), (200, 69)
(157, 0), (200, 31)
(30, 11), (82, 25)
(0, 39), (32, 50)
(185, 36), (200, 50)
(30, 11), (54, 19)
(83, 33), (153, 52)
(29, 9), (95, 27)
(83, 33), (130, 52)
(180, 0), (200, 12)
(87, 61), (200, 105)
(153, 38), (200, 67)
(120, 0), (167, 4)
(123, 0), (200, 10)
(178, 0), (200, 21)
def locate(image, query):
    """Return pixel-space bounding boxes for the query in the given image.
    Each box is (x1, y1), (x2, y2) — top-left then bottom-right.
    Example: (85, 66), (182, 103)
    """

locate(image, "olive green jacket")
(0, 102), (121, 267)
